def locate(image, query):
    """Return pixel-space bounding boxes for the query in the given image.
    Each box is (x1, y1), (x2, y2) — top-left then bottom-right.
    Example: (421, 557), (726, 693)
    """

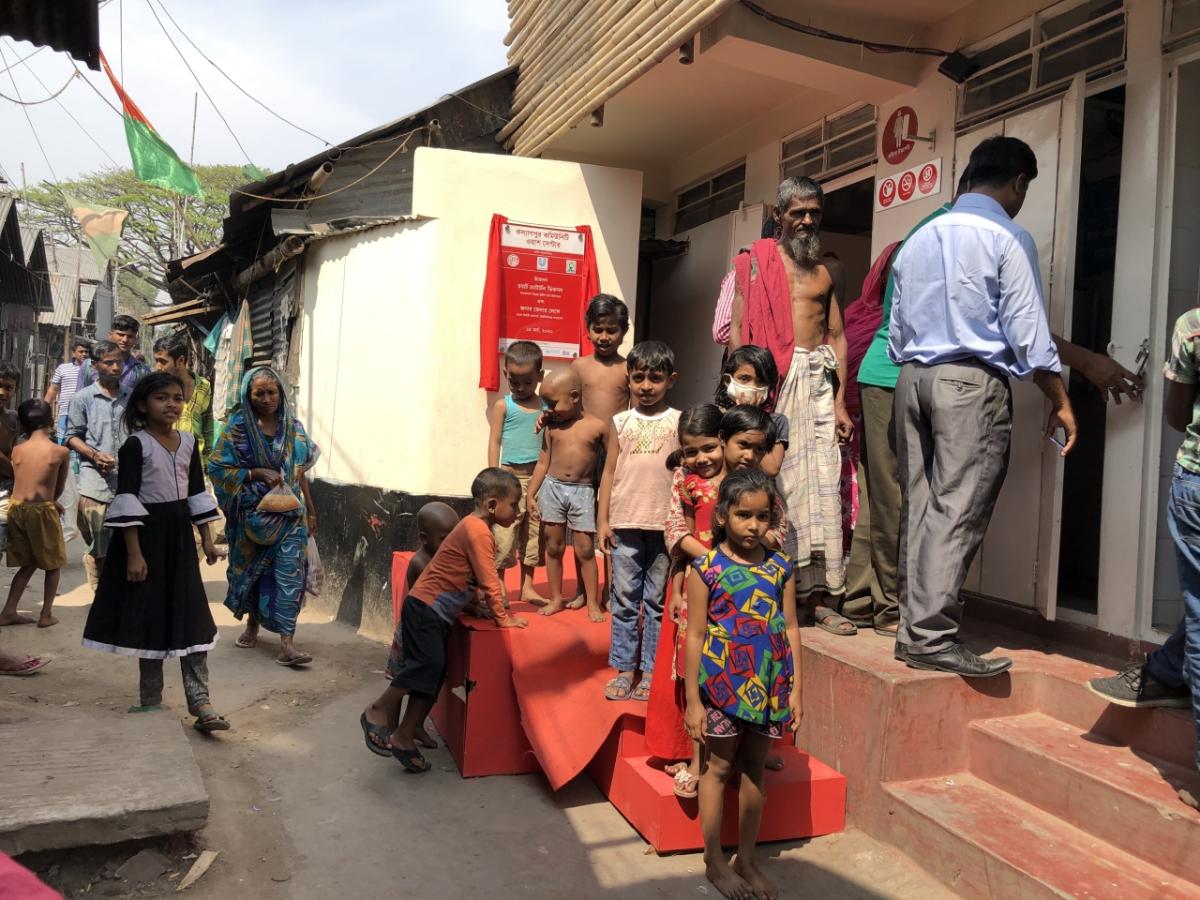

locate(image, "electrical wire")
(0, 45), (44, 76)
(738, 0), (948, 57)
(0, 70), (77, 105)
(6, 43), (122, 167)
(151, 0), (331, 146)
(69, 59), (123, 117)
(143, 0), (254, 165)
(0, 43), (60, 183)
(443, 90), (511, 123)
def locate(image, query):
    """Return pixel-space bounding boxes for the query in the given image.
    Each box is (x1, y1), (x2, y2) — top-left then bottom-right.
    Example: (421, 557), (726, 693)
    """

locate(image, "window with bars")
(674, 162), (746, 234)
(959, 0), (1126, 124)
(781, 104), (877, 184)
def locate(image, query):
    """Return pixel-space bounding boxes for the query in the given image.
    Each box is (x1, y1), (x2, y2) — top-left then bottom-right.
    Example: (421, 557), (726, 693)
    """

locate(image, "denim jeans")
(1155, 465), (1200, 770)
(608, 528), (669, 673)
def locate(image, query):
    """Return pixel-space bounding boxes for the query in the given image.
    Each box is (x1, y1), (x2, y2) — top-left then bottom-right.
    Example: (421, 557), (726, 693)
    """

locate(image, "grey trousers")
(139, 653), (210, 710)
(895, 361), (1012, 654)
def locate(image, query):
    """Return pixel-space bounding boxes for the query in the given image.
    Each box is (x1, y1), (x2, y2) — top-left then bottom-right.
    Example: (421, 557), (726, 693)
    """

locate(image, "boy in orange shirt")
(360, 468), (528, 772)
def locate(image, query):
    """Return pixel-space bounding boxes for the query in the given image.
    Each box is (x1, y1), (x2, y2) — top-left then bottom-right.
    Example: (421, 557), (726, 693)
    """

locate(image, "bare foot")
(539, 598), (568, 617)
(413, 724), (438, 750)
(0, 612), (35, 626)
(37, 615), (59, 628)
(765, 755), (784, 771)
(586, 601), (606, 623)
(732, 855), (778, 900)
(706, 858), (754, 900)
(521, 585), (549, 605)
(564, 595), (586, 610)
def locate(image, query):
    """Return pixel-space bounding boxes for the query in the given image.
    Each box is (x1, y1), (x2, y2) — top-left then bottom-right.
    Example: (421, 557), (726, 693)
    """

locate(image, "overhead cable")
(152, 0), (331, 146)
(143, 0), (254, 165)
(738, 0), (949, 57)
(0, 43), (60, 183)
(0, 70), (77, 105)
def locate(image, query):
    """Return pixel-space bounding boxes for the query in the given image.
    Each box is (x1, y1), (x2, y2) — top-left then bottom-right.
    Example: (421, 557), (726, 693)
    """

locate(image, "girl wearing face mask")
(714, 346), (788, 477)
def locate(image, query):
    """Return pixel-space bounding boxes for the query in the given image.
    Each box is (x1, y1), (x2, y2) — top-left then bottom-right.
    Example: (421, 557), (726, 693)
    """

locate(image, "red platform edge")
(390, 551), (847, 851)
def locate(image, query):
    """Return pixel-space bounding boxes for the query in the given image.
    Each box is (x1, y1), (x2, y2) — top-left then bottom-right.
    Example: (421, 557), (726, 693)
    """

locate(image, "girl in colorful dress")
(647, 404), (725, 798)
(82, 372), (229, 731)
(649, 404), (790, 799)
(209, 367), (320, 667)
(685, 469), (801, 900)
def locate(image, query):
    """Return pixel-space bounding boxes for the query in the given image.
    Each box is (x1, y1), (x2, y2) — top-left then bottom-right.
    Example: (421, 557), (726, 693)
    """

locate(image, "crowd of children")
(361, 293), (816, 900)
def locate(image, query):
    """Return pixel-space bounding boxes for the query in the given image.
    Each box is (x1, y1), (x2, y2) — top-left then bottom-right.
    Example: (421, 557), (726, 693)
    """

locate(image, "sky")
(0, 0), (511, 189)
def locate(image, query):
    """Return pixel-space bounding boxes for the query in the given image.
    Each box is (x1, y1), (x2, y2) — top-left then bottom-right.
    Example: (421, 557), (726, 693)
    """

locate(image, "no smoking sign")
(875, 157), (942, 212)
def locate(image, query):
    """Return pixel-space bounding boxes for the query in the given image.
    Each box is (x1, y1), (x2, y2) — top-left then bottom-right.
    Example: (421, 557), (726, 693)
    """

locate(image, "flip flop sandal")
(276, 652), (313, 667)
(235, 635), (258, 649)
(874, 623), (899, 637)
(811, 606), (858, 636)
(392, 746), (431, 773)
(127, 704), (162, 713)
(193, 710), (231, 733)
(631, 676), (652, 702)
(604, 674), (634, 701)
(360, 713), (393, 758)
(0, 656), (50, 676)
(672, 768), (699, 799)
(663, 761), (688, 777)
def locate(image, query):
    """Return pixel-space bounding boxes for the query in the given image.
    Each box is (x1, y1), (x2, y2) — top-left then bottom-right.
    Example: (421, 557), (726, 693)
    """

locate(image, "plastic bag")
(258, 479), (301, 513)
(305, 536), (324, 596)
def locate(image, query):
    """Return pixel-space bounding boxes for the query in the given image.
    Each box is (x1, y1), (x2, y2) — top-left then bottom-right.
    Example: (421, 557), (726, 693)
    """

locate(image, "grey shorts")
(537, 476), (596, 533)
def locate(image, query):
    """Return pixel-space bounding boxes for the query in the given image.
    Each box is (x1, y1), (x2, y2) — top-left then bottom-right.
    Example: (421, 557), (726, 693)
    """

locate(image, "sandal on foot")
(235, 634), (258, 649)
(392, 746), (431, 773)
(672, 768), (699, 799)
(631, 675), (652, 702)
(0, 655), (49, 676)
(663, 761), (688, 777)
(360, 712), (393, 758)
(193, 709), (231, 732)
(604, 674), (633, 701)
(127, 704), (162, 713)
(276, 651), (313, 667)
(873, 623), (899, 637)
(810, 606), (858, 636)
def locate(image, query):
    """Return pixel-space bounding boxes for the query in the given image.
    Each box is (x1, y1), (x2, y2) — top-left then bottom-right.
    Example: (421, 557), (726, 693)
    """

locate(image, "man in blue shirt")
(887, 136), (1078, 677)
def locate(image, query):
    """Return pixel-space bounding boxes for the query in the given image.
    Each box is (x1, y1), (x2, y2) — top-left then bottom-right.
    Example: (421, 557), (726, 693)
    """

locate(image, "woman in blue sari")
(208, 367), (319, 666)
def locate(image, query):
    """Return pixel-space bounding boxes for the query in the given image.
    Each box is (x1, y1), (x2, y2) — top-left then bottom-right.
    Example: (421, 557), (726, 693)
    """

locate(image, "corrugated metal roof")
(45, 243), (102, 282)
(0, 0), (101, 69)
(18, 226), (41, 262)
(43, 273), (78, 326)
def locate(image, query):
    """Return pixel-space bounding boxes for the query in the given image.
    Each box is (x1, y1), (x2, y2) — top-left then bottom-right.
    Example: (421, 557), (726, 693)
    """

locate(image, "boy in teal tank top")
(487, 341), (547, 603)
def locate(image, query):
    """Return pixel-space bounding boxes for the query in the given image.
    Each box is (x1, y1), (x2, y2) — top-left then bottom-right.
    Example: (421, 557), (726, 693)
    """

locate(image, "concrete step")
(883, 773), (1200, 899)
(0, 714), (208, 855)
(968, 712), (1200, 884)
(1035, 669), (1195, 771)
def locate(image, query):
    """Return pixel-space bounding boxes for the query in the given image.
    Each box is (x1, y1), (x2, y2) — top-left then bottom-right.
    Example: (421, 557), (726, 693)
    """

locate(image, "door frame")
(1137, 42), (1200, 643)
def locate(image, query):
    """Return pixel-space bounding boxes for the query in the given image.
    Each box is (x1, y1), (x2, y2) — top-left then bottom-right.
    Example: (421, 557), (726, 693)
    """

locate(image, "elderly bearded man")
(716, 176), (856, 636)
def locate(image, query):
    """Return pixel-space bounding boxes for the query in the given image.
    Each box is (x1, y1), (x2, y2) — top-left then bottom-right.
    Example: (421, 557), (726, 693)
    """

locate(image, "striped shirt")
(50, 362), (82, 417)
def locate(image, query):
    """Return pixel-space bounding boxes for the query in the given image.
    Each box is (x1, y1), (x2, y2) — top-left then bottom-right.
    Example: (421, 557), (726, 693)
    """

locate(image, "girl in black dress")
(82, 372), (230, 731)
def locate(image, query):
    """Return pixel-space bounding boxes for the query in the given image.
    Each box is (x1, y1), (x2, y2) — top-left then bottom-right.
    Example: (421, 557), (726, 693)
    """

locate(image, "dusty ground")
(1, 545), (954, 899)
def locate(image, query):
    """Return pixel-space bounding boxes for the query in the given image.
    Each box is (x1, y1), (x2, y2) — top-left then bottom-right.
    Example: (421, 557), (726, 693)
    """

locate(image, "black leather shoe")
(900, 643), (1012, 677)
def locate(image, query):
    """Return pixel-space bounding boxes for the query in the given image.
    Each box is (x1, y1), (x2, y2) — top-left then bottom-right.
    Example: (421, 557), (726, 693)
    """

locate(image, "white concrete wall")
(295, 148), (643, 498)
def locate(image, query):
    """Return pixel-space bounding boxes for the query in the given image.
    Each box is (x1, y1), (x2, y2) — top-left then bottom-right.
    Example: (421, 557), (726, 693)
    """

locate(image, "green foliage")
(21, 165), (252, 305)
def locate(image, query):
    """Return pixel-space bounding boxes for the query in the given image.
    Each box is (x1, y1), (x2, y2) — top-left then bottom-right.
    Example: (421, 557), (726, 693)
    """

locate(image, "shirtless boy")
(572, 294), (631, 422)
(725, 176), (855, 635)
(0, 400), (69, 628)
(528, 368), (608, 620)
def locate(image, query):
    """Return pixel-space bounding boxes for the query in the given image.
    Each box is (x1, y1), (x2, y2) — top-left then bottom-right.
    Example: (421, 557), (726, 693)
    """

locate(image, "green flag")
(100, 51), (203, 199)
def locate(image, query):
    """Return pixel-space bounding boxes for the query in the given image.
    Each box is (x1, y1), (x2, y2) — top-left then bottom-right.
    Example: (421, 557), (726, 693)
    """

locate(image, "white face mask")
(725, 378), (768, 406)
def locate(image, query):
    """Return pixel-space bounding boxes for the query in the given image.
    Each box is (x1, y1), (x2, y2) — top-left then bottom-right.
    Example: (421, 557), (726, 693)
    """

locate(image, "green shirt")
(1165, 308), (1200, 474)
(857, 202), (955, 390)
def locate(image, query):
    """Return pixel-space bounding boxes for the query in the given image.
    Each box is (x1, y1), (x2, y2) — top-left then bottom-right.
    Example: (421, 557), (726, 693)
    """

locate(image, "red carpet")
(506, 608), (634, 790)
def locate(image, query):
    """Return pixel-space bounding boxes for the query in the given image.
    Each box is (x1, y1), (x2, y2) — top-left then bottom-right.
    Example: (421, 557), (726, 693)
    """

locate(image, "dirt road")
(1, 548), (950, 899)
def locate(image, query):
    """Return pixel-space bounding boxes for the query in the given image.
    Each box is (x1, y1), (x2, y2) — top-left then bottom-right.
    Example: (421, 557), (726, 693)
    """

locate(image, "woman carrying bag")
(208, 366), (320, 667)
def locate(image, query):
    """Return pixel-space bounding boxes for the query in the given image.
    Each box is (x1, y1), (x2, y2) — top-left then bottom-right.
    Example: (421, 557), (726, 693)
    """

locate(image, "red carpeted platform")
(391, 550), (847, 851)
